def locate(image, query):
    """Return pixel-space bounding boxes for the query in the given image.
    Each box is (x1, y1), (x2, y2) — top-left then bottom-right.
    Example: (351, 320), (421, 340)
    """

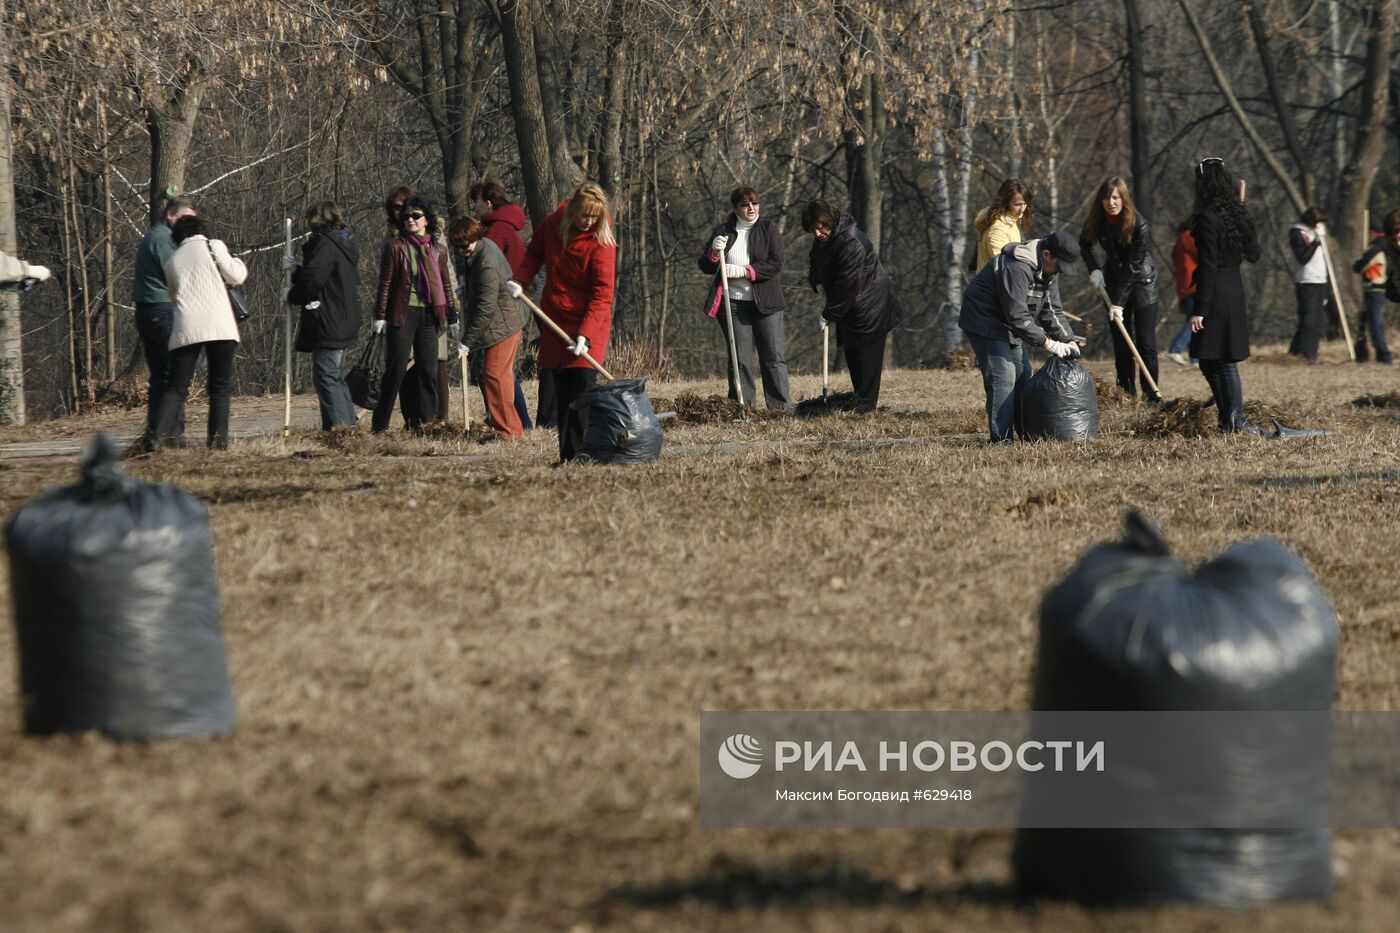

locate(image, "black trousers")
(1200, 359), (1244, 432)
(1289, 283), (1327, 360)
(1109, 300), (1159, 396)
(372, 307), (440, 432)
(536, 369), (558, 428)
(553, 367), (598, 461)
(842, 335), (886, 410)
(153, 340), (238, 449)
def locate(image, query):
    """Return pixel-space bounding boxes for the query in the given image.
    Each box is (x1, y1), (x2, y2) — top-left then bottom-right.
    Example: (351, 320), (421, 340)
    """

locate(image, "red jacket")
(1171, 227), (1198, 301)
(481, 202), (528, 278)
(516, 202), (617, 370)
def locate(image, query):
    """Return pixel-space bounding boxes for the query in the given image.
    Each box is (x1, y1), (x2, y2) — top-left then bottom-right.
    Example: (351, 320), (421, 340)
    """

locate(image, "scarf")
(406, 233), (446, 314)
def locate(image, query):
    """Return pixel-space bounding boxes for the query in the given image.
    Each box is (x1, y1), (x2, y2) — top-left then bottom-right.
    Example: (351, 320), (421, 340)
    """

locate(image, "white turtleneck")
(727, 215), (756, 302)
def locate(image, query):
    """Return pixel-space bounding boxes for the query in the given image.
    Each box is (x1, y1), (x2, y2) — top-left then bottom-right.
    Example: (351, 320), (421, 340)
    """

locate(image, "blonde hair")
(563, 182), (616, 247)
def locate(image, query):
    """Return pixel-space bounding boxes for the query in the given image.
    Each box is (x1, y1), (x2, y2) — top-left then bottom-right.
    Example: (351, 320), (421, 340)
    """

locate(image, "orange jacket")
(1171, 227), (1197, 300)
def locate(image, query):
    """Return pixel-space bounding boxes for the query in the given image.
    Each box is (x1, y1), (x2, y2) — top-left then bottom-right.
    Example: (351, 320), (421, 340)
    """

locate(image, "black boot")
(1355, 338), (1370, 363)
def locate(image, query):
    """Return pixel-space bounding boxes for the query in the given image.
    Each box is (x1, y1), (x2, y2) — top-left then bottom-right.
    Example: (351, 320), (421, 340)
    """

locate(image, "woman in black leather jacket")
(1080, 176), (1161, 399)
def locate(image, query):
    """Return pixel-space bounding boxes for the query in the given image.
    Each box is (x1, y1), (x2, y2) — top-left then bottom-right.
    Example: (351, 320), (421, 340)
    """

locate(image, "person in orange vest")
(1166, 220), (1198, 366)
(1352, 211), (1395, 364)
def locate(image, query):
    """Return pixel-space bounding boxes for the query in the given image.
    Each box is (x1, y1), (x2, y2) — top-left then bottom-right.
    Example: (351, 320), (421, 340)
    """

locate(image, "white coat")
(163, 235), (248, 350)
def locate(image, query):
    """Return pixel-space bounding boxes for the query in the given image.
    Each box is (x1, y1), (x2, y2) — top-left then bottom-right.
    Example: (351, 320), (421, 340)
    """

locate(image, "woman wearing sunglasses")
(697, 186), (793, 411)
(507, 182), (617, 462)
(1189, 158), (1262, 433)
(370, 196), (458, 433)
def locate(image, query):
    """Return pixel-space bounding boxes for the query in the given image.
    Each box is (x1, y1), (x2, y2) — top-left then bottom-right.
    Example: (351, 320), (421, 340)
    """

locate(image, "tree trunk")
(845, 72), (885, 251)
(1333, 0), (1395, 315)
(498, 0), (558, 225)
(1176, 0), (1308, 214)
(0, 0), (24, 424)
(1006, 14), (1022, 177)
(932, 128), (961, 354)
(1123, 0), (1152, 216)
(534, 11), (578, 198)
(597, 25), (629, 200)
(1244, 0), (1314, 202)
(144, 58), (207, 223)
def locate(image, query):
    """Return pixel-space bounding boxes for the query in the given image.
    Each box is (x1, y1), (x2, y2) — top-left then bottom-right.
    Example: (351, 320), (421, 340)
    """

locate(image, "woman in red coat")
(509, 182), (617, 462)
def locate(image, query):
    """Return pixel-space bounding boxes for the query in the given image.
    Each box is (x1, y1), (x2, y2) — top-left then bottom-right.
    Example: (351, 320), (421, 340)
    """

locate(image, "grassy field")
(1, 345), (1399, 932)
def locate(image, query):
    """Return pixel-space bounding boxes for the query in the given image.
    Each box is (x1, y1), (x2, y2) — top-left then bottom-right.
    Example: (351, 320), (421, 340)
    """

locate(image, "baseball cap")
(1042, 230), (1082, 277)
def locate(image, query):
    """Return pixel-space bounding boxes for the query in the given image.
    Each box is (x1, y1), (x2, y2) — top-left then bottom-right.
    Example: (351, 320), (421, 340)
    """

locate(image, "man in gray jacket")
(133, 196), (196, 442)
(958, 230), (1083, 442)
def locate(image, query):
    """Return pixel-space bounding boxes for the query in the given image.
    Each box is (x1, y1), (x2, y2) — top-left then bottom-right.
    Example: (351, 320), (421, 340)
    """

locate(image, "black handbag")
(346, 331), (387, 410)
(207, 242), (252, 323)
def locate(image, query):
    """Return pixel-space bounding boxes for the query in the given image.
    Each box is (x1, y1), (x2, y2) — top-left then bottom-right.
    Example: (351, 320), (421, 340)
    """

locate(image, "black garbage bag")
(346, 331), (387, 410)
(1020, 356), (1100, 440)
(574, 378), (663, 465)
(5, 434), (237, 740)
(1014, 510), (1336, 908)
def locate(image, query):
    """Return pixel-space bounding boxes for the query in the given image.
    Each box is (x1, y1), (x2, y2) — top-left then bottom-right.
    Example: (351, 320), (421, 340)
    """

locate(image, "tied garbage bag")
(1013, 510), (1335, 908)
(574, 378), (664, 465)
(1020, 356), (1100, 441)
(5, 434), (236, 740)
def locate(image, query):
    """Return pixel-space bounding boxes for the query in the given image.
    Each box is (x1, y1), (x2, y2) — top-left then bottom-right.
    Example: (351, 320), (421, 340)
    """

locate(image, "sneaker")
(1167, 351), (1189, 367)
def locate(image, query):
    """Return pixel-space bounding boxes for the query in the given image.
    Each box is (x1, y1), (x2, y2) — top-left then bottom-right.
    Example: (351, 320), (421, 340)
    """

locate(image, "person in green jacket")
(132, 196), (196, 442)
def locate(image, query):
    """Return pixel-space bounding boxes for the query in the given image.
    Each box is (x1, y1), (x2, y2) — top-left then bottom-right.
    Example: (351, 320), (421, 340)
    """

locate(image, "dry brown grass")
(1, 353), (1398, 932)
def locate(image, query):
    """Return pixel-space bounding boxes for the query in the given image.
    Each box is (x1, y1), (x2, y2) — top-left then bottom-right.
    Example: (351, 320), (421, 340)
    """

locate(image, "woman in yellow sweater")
(973, 180), (1034, 270)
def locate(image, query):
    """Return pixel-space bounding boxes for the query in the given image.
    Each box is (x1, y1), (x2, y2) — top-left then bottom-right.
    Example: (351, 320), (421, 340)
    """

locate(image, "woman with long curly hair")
(973, 179), (1034, 271)
(1080, 176), (1161, 399)
(1189, 158), (1262, 433)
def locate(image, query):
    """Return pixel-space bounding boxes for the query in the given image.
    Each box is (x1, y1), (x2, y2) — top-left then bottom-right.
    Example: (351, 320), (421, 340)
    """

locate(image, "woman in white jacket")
(147, 215), (248, 450)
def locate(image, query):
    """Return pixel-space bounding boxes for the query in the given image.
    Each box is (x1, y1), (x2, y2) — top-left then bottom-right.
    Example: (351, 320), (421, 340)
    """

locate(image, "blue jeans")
(470, 349), (532, 430)
(968, 334), (1031, 442)
(1168, 296), (1195, 357)
(134, 302), (183, 438)
(1358, 291), (1392, 363)
(311, 349), (358, 429)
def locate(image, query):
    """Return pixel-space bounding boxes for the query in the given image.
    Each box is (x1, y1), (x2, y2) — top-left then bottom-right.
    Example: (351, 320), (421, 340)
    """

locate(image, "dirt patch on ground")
(1, 364), (1398, 932)
(1092, 373), (1136, 407)
(649, 393), (783, 424)
(1352, 392), (1400, 408)
(1132, 398), (1319, 439)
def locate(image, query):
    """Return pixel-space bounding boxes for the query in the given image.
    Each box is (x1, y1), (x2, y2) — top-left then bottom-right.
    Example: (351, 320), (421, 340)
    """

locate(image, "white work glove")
(1088, 269), (1105, 290)
(1108, 304), (1124, 324)
(568, 334), (590, 357)
(305, 300), (320, 310)
(1043, 338), (1079, 359)
(505, 280), (523, 299)
(279, 254), (298, 272)
(25, 264), (52, 282)
(1314, 223), (1327, 238)
(710, 235), (727, 254)
(371, 319), (387, 335)
(448, 322), (462, 342)
(723, 263), (748, 280)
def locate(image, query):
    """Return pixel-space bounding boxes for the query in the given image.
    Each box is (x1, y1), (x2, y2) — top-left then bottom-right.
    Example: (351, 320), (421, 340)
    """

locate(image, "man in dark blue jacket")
(959, 230), (1083, 441)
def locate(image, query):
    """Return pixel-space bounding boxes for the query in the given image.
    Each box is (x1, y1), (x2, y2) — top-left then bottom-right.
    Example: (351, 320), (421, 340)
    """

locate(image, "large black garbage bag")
(1014, 510), (1336, 908)
(346, 331), (386, 410)
(5, 434), (237, 740)
(574, 378), (664, 465)
(1020, 356), (1100, 440)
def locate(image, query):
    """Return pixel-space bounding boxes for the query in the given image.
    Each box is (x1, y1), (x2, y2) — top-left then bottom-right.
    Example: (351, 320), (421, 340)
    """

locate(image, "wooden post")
(282, 217), (293, 437)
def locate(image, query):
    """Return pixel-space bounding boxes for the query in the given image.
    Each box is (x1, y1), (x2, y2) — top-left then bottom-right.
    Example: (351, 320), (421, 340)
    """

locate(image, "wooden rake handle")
(517, 290), (616, 381)
(1092, 281), (1162, 397)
